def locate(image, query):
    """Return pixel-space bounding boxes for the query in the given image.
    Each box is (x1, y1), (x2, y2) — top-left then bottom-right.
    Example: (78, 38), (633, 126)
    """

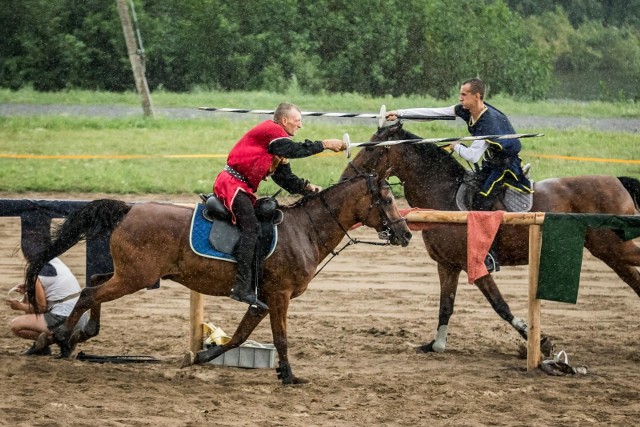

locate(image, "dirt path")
(1, 193), (639, 426)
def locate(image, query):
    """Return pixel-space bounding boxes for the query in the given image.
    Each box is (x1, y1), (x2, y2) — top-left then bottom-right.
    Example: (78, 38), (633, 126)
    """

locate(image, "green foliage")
(563, 22), (640, 100)
(505, 0), (640, 28)
(1, 0), (552, 99)
(419, 0), (552, 99)
(516, 2), (640, 100)
(1, 0), (639, 100)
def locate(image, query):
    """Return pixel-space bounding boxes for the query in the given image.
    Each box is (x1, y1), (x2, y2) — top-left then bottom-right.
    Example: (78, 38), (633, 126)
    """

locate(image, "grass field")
(0, 89), (639, 196)
(2, 87), (640, 118)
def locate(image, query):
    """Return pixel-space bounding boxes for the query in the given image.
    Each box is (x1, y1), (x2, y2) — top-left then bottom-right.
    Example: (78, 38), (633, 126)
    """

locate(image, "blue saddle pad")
(189, 203), (277, 262)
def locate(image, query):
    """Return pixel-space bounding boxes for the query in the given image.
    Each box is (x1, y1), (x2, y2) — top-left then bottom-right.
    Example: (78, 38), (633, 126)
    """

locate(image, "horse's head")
(357, 173), (412, 247)
(340, 123), (421, 182)
(341, 123), (467, 210)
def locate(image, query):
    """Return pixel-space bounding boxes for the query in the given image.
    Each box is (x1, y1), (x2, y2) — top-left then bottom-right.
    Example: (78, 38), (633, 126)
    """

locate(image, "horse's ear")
(383, 167), (394, 180)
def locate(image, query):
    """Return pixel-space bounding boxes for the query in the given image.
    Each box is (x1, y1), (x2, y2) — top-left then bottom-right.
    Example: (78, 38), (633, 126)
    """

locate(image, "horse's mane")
(375, 124), (467, 179)
(285, 174), (369, 208)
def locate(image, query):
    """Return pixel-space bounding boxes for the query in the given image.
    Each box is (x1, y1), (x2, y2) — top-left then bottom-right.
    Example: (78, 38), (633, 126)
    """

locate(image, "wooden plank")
(403, 210), (545, 225)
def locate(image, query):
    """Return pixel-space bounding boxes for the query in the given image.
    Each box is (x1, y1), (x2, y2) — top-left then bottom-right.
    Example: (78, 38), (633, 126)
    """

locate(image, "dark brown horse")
(341, 123), (640, 354)
(25, 173), (412, 384)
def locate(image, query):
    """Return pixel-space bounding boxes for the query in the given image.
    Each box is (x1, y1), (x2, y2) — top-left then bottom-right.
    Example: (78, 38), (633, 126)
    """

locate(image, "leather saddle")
(455, 168), (534, 212)
(199, 193), (283, 256)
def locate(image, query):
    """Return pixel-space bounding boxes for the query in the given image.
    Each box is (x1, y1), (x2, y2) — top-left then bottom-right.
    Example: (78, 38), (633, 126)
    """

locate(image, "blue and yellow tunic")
(455, 103), (532, 195)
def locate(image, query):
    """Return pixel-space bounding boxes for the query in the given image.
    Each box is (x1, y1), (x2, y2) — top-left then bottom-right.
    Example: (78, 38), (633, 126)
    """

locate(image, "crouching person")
(6, 257), (85, 356)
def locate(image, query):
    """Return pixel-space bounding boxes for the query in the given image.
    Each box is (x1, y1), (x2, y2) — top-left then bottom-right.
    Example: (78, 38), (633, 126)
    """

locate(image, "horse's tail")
(25, 199), (131, 314)
(618, 176), (640, 211)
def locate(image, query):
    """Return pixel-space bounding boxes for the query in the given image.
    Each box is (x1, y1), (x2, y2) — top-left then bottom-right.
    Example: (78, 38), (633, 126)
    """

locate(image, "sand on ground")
(0, 192), (638, 426)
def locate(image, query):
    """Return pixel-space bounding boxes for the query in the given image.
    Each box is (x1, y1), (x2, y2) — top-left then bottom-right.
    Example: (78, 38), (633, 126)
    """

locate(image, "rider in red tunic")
(213, 103), (346, 309)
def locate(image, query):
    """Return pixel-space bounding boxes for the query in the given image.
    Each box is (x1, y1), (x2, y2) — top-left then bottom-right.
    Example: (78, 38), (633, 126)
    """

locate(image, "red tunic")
(213, 120), (290, 221)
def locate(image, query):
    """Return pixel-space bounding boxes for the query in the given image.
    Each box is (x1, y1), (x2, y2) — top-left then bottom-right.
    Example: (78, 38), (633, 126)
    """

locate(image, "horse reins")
(306, 173), (402, 277)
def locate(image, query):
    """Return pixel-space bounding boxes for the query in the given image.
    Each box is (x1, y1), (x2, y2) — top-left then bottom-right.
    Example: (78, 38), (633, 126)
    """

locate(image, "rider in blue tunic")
(386, 78), (532, 272)
(454, 101), (531, 206)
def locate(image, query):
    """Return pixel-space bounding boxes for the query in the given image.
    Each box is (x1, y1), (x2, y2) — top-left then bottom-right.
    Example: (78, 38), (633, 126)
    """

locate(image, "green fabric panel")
(537, 213), (640, 304)
(537, 215), (586, 304)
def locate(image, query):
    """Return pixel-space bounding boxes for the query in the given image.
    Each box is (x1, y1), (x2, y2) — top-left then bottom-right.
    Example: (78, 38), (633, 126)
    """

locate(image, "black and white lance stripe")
(198, 107), (455, 121)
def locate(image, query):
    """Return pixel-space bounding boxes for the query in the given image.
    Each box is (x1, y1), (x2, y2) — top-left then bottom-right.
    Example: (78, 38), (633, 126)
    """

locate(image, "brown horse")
(24, 173), (412, 384)
(341, 123), (640, 354)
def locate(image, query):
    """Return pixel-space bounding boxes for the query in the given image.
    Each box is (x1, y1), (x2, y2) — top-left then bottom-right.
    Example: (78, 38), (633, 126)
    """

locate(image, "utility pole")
(116, 0), (154, 117)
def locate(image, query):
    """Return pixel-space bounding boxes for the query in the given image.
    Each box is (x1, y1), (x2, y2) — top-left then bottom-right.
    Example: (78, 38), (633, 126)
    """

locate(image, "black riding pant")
(231, 192), (260, 288)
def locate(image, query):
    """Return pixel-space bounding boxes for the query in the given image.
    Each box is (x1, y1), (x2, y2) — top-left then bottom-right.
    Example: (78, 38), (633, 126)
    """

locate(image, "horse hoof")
(54, 350), (73, 360)
(35, 332), (52, 350)
(540, 336), (555, 358)
(290, 376), (310, 385)
(179, 351), (194, 368)
(415, 340), (439, 353)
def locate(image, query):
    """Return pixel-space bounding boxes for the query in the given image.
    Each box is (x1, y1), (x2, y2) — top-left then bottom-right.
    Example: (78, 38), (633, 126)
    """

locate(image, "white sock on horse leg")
(511, 316), (528, 334)
(432, 325), (448, 352)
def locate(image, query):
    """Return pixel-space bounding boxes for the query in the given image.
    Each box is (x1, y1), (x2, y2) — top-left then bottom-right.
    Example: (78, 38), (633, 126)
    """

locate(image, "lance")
(342, 132), (545, 158)
(198, 105), (455, 128)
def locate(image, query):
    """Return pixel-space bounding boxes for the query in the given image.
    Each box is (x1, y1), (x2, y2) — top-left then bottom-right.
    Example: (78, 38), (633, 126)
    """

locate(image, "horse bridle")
(306, 173), (406, 277)
(361, 172), (407, 239)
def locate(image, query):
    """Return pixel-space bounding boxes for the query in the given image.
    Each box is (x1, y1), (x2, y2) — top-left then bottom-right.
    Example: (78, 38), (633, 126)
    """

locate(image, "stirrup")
(484, 252), (500, 273)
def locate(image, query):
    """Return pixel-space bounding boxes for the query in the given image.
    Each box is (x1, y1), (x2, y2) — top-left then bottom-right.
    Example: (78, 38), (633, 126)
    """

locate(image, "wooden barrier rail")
(190, 209), (548, 371)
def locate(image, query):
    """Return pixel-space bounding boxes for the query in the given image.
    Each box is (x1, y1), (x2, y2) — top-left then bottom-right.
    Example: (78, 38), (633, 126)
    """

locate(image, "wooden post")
(527, 224), (542, 371)
(116, 0), (154, 117)
(189, 290), (204, 354)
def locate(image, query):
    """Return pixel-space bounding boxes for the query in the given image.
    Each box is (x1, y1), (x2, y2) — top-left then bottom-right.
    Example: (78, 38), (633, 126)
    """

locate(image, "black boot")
(230, 193), (268, 310)
(230, 248), (268, 310)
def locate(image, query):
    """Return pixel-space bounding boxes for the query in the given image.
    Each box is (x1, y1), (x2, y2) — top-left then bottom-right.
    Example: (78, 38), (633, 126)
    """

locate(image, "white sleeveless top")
(38, 257), (81, 317)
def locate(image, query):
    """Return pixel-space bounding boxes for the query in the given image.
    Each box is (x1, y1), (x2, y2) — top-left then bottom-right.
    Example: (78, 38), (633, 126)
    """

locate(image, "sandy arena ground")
(0, 193), (639, 426)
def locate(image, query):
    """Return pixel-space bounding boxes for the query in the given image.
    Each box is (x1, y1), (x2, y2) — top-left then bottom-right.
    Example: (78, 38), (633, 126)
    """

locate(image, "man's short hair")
(273, 103), (301, 122)
(462, 78), (485, 100)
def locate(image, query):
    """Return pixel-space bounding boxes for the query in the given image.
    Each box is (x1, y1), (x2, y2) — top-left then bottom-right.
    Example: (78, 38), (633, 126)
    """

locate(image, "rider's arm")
(452, 139), (488, 163)
(396, 105), (457, 119)
(268, 138), (324, 159)
(271, 162), (310, 195)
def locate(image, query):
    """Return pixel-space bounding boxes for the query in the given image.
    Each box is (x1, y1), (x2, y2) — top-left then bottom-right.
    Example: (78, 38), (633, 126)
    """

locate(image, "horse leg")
(268, 293), (306, 385)
(417, 263), (460, 353)
(475, 274), (554, 356)
(68, 272), (113, 349)
(187, 307), (269, 365)
(35, 272), (112, 353)
(586, 233), (640, 297)
(53, 273), (148, 358)
(475, 275), (527, 339)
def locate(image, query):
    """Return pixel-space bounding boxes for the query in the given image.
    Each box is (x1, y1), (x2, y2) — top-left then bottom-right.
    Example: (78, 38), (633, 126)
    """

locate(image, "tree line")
(1, 0), (639, 101)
